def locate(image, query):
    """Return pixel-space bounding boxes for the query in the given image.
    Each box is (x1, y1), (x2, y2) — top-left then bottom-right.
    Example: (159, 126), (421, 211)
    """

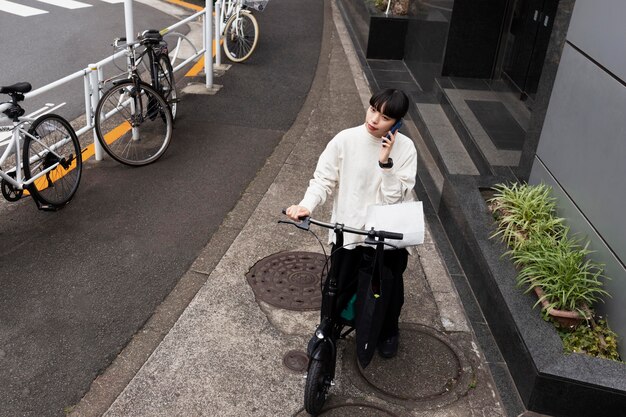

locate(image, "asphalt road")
(1, 0), (185, 120)
(0, 0), (323, 415)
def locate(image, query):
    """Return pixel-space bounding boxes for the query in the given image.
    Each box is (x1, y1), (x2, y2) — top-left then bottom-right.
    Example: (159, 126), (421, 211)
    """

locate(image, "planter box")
(339, 0), (408, 60)
(438, 174), (626, 417)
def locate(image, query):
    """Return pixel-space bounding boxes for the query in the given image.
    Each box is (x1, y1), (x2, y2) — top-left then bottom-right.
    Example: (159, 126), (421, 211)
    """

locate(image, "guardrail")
(21, 1), (215, 161)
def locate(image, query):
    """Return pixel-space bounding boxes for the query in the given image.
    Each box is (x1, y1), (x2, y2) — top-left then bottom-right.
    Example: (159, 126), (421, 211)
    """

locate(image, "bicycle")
(217, 0), (269, 62)
(279, 211), (403, 415)
(0, 82), (82, 211)
(94, 30), (176, 166)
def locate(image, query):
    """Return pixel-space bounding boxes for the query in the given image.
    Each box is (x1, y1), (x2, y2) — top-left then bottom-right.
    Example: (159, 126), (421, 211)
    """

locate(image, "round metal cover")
(344, 324), (473, 409)
(246, 251), (326, 310)
(283, 350), (309, 372)
(295, 403), (398, 416)
(358, 328), (461, 400)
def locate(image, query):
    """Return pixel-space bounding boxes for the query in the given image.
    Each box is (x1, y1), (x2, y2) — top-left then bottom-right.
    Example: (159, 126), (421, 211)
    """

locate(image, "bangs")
(369, 89), (409, 120)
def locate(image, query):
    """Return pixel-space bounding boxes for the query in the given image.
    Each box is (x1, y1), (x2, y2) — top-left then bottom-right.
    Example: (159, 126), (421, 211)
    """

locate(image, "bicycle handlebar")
(279, 209), (404, 241)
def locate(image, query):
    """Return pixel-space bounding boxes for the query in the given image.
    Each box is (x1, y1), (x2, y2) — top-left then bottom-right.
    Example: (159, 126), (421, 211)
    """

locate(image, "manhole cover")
(295, 402), (399, 416)
(343, 324), (473, 409)
(317, 404), (398, 416)
(246, 251), (326, 310)
(283, 350), (309, 372)
(358, 328), (461, 400)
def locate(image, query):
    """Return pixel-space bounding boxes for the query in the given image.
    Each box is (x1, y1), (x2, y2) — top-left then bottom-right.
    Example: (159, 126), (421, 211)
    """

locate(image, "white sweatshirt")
(299, 124), (418, 246)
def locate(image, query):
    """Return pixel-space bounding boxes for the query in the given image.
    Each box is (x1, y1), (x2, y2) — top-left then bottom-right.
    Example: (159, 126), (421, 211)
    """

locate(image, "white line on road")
(0, 0), (47, 16)
(36, 0), (92, 9)
(99, 0), (125, 3)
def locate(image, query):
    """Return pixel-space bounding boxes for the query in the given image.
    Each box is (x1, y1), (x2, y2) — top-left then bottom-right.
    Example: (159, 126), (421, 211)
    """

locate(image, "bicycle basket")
(243, 0), (269, 11)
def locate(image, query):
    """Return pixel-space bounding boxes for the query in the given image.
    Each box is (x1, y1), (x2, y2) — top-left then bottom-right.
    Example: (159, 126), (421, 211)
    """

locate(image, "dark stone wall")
(516, 0), (576, 180)
(441, 0), (509, 78)
(403, 0), (454, 92)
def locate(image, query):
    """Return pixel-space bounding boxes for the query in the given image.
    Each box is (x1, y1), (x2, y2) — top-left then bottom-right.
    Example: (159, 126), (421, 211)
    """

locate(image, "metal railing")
(20, 1), (215, 161)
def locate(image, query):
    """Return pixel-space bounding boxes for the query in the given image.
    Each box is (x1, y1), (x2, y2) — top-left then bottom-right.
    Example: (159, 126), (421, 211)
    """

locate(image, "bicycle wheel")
(223, 11), (259, 62)
(304, 358), (331, 415)
(23, 114), (82, 207)
(94, 80), (173, 166)
(156, 54), (177, 120)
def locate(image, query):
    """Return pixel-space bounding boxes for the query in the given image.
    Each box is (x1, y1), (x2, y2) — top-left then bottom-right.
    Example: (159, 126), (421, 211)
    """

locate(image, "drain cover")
(246, 251), (326, 310)
(318, 404), (397, 416)
(295, 403), (398, 416)
(344, 324), (473, 409)
(283, 350), (309, 372)
(358, 328), (461, 400)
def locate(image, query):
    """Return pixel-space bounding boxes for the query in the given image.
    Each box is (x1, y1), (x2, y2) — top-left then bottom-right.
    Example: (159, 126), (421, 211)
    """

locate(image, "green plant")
(489, 183), (564, 251)
(487, 182), (617, 358)
(373, 0), (387, 10)
(510, 231), (609, 318)
(560, 319), (622, 361)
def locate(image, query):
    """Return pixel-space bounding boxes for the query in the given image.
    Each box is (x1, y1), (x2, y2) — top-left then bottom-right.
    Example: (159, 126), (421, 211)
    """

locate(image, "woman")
(286, 88), (417, 359)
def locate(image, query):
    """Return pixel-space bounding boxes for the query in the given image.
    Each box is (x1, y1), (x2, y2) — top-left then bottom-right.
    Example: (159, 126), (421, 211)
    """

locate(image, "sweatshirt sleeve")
(379, 137), (417, 204)
(298, 138), (341, 213)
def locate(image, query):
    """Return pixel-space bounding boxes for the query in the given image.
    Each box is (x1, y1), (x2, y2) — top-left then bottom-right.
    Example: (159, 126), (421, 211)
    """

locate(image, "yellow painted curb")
(164, 0), (203, 12)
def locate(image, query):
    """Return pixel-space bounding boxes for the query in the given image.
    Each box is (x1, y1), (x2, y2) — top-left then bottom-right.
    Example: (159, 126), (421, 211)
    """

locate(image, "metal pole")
(124, 0), (135, 43)
(205, 0), (214, 88)
(215, 1), (221, 67)
(88, 65), (104, 161)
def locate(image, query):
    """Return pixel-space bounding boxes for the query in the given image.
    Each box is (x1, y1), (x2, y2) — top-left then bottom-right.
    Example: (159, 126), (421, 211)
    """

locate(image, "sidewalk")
(85, 1), (507, 415)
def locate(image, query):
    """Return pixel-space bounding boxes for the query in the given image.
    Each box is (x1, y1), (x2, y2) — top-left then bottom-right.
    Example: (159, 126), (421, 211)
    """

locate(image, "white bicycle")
(217, 0), (269, 62)
(0, 82), (82, 211)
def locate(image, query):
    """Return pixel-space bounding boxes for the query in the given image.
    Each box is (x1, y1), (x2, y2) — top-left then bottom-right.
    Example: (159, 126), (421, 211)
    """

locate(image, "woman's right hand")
(285, 205), (310, 221)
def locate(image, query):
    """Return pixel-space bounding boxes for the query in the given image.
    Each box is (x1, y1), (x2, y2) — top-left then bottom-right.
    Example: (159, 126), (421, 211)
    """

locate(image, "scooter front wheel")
(304, 358), (331, 415)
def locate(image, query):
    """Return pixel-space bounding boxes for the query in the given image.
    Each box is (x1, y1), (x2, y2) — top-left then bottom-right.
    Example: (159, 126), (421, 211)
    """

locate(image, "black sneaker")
(378, 334), (399, 358)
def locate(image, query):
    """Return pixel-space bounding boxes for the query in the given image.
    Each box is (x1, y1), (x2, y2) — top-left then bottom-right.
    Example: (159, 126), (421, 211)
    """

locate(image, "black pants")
(328, 244), (408, 340)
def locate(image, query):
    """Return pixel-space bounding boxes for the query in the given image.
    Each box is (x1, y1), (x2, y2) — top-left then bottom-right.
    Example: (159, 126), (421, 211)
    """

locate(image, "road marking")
(185, 40), (221, 77)
(102, 121), (131, 145)
(0, 0), (47, 16)
(99, 0), (125, 3)
(36, 0), (91, 8)
(165, 0), (202, 12)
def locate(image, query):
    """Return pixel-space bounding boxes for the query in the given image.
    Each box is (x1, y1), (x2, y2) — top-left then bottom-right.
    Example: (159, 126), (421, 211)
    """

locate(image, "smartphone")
(386, 119), (403, 139)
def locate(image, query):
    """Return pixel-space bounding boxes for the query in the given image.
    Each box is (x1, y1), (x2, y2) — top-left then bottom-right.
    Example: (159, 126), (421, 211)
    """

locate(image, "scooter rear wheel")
(304, 358), (330, 415)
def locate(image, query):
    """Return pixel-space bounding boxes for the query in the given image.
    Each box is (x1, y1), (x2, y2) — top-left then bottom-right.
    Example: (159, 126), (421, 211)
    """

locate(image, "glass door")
(503, 0), (558, 100)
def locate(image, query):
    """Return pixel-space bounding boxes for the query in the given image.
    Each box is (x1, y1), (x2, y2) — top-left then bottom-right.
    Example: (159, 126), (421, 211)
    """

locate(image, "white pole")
(205, 1), (214, 88)
(88, 65), (104, 161)
(215, 1), (221, 67)
(124, 0), (135, 43)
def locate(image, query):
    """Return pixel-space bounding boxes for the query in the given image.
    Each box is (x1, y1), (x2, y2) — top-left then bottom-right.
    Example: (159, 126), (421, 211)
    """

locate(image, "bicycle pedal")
(32, 196), (59, 211)
(37, 204), (59, 212)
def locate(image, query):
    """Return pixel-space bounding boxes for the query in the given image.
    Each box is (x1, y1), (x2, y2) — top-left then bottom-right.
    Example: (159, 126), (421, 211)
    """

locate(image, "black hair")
(369, 88), (409, 120)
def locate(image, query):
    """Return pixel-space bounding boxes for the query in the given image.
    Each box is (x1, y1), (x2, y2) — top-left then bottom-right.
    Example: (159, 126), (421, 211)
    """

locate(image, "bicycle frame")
(217, 0), (244, 33)
(0, 119), (69, 190)
(98, 41), (155, 141)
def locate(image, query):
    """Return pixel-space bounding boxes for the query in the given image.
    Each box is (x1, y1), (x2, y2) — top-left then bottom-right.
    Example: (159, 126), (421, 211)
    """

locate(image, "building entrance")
(503, 0), (558, 100)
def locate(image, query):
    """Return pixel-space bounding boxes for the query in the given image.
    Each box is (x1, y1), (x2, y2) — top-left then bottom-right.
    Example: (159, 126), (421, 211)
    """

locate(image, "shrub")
(489, 183), (564, 251)
(488, 182), (620, 361)
(510, 231), (608, 318)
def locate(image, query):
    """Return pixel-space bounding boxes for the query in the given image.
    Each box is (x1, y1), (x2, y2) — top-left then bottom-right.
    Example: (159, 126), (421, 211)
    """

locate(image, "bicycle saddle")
(140, 29), (163, 44)
(0, 82), (32, 95)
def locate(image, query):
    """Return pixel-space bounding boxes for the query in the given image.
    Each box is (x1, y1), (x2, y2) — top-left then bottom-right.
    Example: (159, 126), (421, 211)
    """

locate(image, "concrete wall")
(529, 0), (626, 357)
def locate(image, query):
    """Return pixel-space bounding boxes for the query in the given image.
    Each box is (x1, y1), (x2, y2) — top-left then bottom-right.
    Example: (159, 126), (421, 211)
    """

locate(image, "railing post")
(215, 1), (221, 67)
(124, 0), (135, 43)
(205, 1), (214, 88)
(88, 64), (104, 161)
